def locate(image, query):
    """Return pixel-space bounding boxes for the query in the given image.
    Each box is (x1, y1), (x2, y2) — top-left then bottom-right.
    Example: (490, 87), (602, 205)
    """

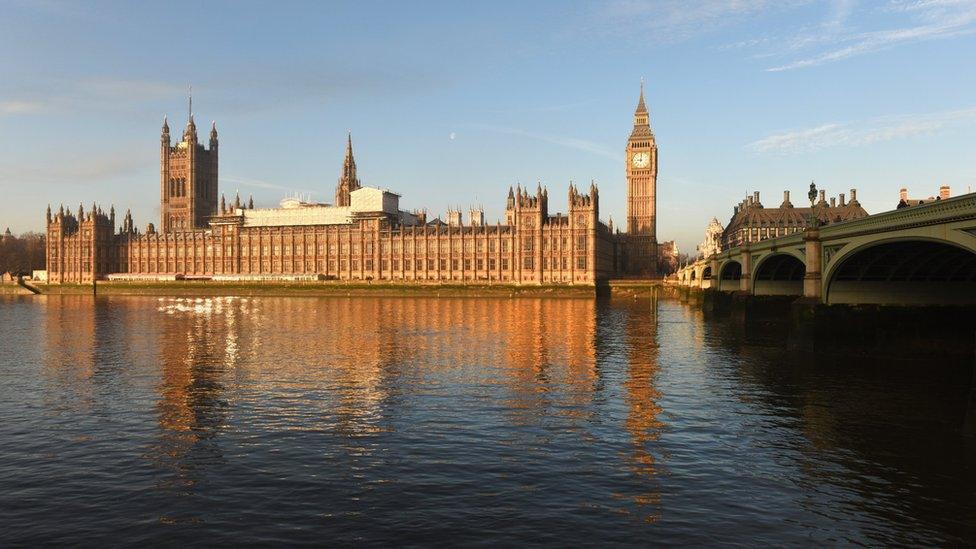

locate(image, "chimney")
(939, 185), (950, 200)
(839, 193), (846, 206)
(818, 189), (826, 203)
(899, 188), (908, 201)
(830, 197), (836, 208)
(850, 188), (857, 202)
(753, 191), (760, 205)
(781, 190), (793, 208)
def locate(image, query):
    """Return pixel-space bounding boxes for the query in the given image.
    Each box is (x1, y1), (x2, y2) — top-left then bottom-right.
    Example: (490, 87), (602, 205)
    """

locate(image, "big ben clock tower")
(625, 80), (658, 275)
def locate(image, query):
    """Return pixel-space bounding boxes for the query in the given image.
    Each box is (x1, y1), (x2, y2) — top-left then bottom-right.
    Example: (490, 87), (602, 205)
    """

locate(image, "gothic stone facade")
(46, 86), (657, 285)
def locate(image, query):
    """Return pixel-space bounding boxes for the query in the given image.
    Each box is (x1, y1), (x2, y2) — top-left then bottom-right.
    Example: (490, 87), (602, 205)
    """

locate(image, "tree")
(0, 231), (46, 275)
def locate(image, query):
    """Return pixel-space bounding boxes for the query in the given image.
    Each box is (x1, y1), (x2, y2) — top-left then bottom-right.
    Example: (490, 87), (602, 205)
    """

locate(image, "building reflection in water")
(619, 298), (664, 520)
(43, 294), (669, 522)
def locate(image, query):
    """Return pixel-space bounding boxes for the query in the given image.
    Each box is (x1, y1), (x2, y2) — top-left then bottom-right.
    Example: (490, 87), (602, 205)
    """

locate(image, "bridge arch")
(825, 237), (976, 305)
(718, 260), (742, 292)
(753, 253), (805, 296)
(700, 265), (712, 289)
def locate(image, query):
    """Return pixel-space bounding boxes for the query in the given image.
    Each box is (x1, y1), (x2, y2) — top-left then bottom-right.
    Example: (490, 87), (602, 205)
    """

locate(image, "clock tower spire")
(624, 78), (658, 275)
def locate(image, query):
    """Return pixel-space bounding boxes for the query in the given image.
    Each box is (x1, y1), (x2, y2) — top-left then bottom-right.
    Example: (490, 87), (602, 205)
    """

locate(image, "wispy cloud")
(747, 107), (976, 153)
(0, 153), (148, 184)
(222, 176), (317, 197)
(758, 0), (976, 71)
(479, 125), (621, 161)
(0, 100), (44, 115)
(596, 1), (975, 71)
(0, 77), (183, 117)
(0, 63), (448, 119)
(598, 0), (810, 42)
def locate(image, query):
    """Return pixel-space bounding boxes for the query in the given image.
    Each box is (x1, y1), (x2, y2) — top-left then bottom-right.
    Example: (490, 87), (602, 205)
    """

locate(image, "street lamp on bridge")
(807, 181), (819, 229)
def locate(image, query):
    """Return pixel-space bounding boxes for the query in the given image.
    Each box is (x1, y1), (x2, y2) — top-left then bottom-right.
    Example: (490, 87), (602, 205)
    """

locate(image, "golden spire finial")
(636, 78), (648, 114)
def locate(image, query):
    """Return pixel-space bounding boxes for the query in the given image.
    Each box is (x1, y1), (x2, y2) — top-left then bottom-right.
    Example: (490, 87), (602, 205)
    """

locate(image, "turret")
(447, 208), (462, 227)
(470, 207), (485, 227)
(183, 115), (197, 144)
(248, 195), (254, 209)
(46, 204), (52, 224)
(161, 115), (170, 145)
(210, 120), (218, 149)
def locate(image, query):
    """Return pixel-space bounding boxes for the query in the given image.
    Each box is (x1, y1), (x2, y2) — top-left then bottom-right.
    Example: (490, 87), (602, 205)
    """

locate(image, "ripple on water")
(0, 294), (973, 545)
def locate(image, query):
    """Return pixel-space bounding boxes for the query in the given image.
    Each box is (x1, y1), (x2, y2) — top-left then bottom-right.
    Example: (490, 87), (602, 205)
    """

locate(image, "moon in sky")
(449, 132), (456, 140)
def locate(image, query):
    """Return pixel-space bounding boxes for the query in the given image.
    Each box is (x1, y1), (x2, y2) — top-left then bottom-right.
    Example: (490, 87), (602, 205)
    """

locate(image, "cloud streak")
(0, 77), (184, 117)
(479, 125), (621, 161)
(599, 0), (810, 43)
(0, 100), (44, 115)
(222, 175), (318, 197)
(767, 3), (976, 71)
(761, 0), (976, 71)
(0, 154), (148, 184)
(747, 107), (976, 153)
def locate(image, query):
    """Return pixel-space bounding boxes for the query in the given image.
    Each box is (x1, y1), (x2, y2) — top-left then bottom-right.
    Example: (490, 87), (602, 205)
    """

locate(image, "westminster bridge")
(675, 192), (976, 306)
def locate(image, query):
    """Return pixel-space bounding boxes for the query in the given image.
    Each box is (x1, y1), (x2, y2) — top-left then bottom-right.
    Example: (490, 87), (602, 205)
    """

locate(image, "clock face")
(631, 151), (649, 168)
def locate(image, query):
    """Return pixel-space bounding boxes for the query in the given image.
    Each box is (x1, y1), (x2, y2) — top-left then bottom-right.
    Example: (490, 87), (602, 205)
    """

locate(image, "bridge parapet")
(677, 192), (976, 305)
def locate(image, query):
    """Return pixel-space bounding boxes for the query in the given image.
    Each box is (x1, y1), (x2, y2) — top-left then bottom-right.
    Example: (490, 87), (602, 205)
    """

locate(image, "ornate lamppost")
(803, 180), (823, 300)
(807, 180), (819, 228)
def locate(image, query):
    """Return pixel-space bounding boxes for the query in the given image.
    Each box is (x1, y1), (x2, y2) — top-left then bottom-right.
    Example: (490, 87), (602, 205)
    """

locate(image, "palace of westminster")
(44, 86), (663, 285)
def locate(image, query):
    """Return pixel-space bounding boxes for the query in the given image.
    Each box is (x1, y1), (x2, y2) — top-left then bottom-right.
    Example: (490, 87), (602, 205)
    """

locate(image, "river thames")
(1, 294), (973, 545)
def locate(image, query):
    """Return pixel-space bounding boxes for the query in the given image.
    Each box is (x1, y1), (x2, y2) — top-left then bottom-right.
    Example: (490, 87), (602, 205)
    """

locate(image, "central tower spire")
(335, 132), (361, 207)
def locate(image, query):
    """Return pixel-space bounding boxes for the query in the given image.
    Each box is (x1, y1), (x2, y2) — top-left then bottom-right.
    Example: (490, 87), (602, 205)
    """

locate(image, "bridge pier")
(739, 244), (752, 294)
(802, 227), (822, 302)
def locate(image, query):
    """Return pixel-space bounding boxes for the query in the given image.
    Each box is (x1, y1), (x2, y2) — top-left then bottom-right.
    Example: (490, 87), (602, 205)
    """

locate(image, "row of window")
(127, 256), (590, 274)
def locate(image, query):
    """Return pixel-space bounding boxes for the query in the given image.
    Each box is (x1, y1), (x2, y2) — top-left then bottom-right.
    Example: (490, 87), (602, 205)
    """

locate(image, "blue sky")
(1, 0), (974, 253)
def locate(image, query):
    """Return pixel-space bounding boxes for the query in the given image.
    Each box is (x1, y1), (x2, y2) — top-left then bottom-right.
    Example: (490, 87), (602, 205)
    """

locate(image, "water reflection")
(619, 299), (664, 518)
(5, 294), (974, 544)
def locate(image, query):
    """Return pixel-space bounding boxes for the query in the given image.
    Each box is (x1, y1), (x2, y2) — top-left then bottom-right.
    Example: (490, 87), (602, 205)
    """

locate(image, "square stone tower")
(624, 81), (658, 275)
(160, 101), (218, 232)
